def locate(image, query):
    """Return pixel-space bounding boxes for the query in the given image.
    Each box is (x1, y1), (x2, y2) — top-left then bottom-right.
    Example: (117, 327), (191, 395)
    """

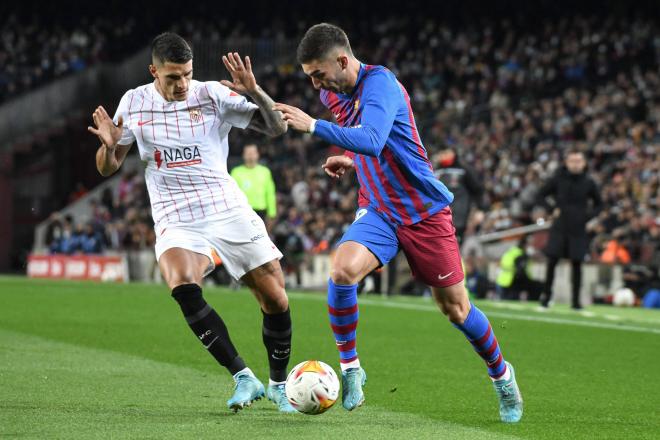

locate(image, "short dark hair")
(296, 23), (352, 64)
(151, 32), (193, 65)
(565, 148), (585, 158)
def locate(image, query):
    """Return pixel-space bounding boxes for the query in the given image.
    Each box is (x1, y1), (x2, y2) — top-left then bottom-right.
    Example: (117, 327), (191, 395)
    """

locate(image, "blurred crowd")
(0, 11), (141, 102)
(46, 171), (154, 255)
(36, 12), (659, 268)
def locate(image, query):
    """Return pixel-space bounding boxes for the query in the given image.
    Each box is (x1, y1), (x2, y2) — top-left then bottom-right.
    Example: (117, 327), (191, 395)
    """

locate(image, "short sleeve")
(113, 90), (137, 145)
(207, 82), (259, 129)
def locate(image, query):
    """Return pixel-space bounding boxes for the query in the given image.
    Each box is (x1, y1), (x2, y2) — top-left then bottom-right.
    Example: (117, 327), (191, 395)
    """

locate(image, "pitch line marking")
(288, 293), (660, 335)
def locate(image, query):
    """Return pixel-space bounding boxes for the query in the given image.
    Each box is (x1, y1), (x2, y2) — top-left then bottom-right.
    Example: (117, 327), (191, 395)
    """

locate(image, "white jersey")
(113, 80), (258, 234)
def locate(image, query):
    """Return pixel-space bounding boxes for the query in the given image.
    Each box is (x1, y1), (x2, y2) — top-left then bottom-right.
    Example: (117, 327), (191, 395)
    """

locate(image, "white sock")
(269, 379), (286, 387)
(491, 366), (511, 382)
(340, 358), (361, 372)
(233, 367), (254, 382)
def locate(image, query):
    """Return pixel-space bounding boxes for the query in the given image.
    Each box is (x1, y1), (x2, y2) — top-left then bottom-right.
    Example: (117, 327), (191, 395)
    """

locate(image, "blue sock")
(327, 279), (359, 367)
(453, 304), (507, 378)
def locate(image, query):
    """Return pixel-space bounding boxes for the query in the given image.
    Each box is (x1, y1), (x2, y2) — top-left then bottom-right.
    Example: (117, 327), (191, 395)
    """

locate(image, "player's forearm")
(96, 144), (120, 177)
(313, 120), (386, 156)
(248, 86), (287, 137)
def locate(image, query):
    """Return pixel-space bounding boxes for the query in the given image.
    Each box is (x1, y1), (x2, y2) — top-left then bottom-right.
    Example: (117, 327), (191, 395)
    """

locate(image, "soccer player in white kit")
(87, 33), (295, 413)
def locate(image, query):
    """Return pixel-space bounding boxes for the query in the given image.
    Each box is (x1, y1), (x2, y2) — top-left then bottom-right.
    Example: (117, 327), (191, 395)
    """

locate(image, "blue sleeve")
(313, 71), (400, 156)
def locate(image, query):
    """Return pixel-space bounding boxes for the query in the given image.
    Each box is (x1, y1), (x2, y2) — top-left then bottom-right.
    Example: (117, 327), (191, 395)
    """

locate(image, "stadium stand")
(3, 4), (659, 300)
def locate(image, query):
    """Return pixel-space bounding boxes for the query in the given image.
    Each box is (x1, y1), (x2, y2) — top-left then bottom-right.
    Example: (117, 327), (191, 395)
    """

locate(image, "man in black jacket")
(434, 148), (484, 242)
(537, 150), (603, 309)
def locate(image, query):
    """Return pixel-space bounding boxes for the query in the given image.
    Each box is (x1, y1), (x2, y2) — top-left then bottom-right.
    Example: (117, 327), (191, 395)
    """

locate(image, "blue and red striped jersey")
(314, 64), (454, 225)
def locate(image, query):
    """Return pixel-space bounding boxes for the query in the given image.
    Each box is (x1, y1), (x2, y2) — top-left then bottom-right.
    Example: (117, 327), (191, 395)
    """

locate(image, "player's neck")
(153, 80), (173, 102)
(341, 58), (362, 95)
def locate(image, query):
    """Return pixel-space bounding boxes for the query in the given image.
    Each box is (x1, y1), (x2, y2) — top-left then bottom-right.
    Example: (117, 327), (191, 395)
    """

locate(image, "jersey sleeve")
(112, 90), (137, 146)
(207, 81), (259, 129)
(313, 70), (401, 156)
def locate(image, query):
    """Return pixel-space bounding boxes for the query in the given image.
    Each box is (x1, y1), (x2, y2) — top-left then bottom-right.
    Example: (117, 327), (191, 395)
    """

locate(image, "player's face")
(150, 60), (193, 101)
(566, 153), (586, 174)
(301, 56), (348, 93)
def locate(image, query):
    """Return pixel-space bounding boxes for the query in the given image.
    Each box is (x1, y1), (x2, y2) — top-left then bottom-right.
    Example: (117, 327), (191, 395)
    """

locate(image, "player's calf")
(171, 283), (247, 375)
(262, 307), (294, 411)
(328, 279), (361, 372)
(433, 284), (523, 422)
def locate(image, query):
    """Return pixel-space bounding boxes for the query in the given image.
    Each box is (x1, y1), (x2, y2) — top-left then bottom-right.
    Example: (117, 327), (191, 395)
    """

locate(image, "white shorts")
(154, 208), (283, 280)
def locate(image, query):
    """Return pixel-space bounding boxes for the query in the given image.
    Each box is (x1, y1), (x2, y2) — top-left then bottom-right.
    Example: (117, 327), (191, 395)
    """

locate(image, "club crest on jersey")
(154, 145), (202, 169)
(188, 107), (203, 123)
(354, 99), (360, 112)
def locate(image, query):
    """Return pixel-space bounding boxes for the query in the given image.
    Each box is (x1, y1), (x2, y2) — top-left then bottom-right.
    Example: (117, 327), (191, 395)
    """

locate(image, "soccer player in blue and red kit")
(274, 23), (523, 422)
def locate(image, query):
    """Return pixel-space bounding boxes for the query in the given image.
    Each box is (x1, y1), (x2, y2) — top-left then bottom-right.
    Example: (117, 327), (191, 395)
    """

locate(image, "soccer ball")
(613, 287), (636, 307)
(285, 360), (340, 415)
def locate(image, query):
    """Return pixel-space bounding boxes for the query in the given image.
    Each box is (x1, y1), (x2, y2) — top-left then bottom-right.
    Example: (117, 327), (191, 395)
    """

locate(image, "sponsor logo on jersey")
(155, 145), (203, 168)
(154, 148), (163, 169)
(188, 107), (203, 123)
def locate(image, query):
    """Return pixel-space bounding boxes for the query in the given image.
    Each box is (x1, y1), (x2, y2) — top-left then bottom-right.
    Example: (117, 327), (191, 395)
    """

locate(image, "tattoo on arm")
(248, 86), (286, 137)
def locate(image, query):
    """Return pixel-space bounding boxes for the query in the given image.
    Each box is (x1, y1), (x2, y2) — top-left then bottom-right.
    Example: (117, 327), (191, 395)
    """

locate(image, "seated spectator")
(59, 222), (83, 255)
(600, 231), (632, 264)
(80, 222), (103, 254)
(496, 236), (544, 301)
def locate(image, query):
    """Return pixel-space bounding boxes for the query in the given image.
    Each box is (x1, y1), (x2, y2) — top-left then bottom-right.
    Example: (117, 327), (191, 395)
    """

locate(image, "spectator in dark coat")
(537, 150), (603, 309)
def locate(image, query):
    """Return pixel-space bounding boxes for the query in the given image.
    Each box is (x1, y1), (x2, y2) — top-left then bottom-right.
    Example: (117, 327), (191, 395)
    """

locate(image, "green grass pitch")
(1, 276), (659, 439)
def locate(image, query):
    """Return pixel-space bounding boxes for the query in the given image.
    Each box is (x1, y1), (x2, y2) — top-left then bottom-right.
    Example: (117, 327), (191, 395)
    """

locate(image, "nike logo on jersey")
(438, 272), (454, 280)
(137, 119), (153, 126)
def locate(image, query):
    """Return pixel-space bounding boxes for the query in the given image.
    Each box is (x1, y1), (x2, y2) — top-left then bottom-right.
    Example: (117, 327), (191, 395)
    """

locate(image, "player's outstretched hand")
(87, 106), (122, 149)
(272, 103), (315, 133)
(322, 155), (354, 179)
(221, 52), (258, 95)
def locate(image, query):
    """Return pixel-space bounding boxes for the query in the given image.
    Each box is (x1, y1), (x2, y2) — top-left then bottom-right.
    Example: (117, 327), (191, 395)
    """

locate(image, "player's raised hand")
(88, 106), (122, 149)
(221, 52), (258, 95)
(322, 155), (354, 179)
(272, 103), (315, 133)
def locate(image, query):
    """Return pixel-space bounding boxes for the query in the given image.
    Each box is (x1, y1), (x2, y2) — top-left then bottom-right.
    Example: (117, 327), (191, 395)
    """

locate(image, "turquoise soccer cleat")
(492, 361), (523, 423)
(266, 383), (297, 413)
(227, 372), (265, 413)
(341, 367), (367, 411)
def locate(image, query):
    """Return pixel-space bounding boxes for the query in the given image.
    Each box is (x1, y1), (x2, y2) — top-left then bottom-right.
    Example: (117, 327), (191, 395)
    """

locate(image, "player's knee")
(433, 287), (470, 324)
(167, 274), (201, 291)
(260, 290), (289, 314)
(444, 303), (470, 324)
(330, 265), (361, 285)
